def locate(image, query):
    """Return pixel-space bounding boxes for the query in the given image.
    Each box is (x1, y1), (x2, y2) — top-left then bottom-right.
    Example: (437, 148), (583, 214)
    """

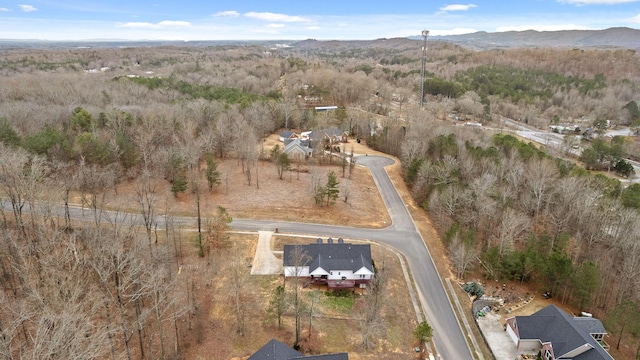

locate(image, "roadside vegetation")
(0, 38), (639, 358)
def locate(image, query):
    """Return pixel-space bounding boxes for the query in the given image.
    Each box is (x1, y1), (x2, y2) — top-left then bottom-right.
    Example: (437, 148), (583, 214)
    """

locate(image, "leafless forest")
(1, 39), (640, 358)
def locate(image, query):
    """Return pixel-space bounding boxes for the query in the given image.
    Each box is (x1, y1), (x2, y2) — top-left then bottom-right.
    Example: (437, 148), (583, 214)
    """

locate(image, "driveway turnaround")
(477, 312), (522, 359)
(250, 231), (281, 275)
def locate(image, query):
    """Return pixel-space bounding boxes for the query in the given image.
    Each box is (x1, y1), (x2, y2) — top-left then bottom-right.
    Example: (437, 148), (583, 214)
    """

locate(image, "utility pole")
(419, 30), (429, 109)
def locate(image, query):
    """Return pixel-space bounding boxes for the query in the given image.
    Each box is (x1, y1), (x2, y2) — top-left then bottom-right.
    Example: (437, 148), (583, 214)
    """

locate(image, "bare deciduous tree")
(0, 145), (48, 236)
(523, 158), (558, 217)
(275, 98), (300, 130)
(358, 264), (387, 350)
(51, 160), (79, 230)
(229, 245), (250, 335)
(285, 245), (311, 347)
(213, 107), (240, 159)
(87, 227), (152, 360)
(491, 208), (531, 256)
(77, 163), (116, 228)
(456, 91), (485, 119)
(135, 168), (158, 256)
(449, 232), (479, 279)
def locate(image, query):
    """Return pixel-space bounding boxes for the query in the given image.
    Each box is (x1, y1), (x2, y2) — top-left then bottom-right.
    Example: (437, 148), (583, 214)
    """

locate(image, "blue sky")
(1, 0), (639, 40)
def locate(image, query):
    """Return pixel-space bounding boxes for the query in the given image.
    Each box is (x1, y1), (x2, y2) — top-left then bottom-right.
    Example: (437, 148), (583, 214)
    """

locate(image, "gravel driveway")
(250, 231), (282, 275)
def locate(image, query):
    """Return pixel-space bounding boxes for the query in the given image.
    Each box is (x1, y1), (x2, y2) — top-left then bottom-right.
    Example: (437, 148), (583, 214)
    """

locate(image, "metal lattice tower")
(419, 30), (429, 108)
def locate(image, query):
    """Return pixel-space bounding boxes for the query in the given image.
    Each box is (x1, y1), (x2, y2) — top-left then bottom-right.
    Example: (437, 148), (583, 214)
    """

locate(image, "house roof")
(311, 253), (372, 274)
(284, 138), (312, 148)
(284, 139), (313, 158)
(279, 130), (296, 139)
(323, 128), (348, 138)
(574, 317), (607, 335)
(249, 339), (348, 360)
(294, 354), (348, 360)
(515, 305), (612, 360)
(283, 243), (373, 274)
(248, 338), (303, 360)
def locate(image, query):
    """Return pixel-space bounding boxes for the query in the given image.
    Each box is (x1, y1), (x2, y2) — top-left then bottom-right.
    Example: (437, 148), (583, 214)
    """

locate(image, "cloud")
(244, 12), (310, 22)
(629, 13), (640, 23)
(213, 10), (239, 17)
(558, 0), (638, 4)
(157, 20), (190, 27)
(118, 22), (160, 29)
(439, 4), (477, 12)
(118, 20), (191, 29)
(306, 26), (321, 31)
(0, 7), (10, 11)
(18, 4), (37, 12)
(267, 24), (285, 28)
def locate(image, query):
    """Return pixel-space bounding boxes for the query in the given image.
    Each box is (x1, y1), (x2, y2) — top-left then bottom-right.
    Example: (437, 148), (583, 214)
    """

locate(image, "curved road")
(233, 156), (473, 360)
(1, 155), (473, 359)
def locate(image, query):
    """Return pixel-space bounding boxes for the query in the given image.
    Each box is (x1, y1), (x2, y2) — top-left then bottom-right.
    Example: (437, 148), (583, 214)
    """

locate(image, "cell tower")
(419, 30), (429, 108)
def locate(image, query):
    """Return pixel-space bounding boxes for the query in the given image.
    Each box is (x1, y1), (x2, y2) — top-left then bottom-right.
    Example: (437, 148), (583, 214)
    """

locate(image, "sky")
(0, 0), (639, 41)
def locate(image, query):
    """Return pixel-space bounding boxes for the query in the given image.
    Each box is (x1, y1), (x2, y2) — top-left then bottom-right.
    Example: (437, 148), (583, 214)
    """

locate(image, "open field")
(76, 134), (392, 229)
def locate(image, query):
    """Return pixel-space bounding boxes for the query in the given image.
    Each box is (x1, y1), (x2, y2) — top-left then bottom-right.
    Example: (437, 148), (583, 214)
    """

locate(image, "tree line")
(385, 119), (640, 349)
(0, 39), (639, 356)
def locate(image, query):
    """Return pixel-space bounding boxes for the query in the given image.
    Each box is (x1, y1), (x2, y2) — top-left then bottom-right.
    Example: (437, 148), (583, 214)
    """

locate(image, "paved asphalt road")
(1, 155), (474, 359)
(232, 155), (474, 360)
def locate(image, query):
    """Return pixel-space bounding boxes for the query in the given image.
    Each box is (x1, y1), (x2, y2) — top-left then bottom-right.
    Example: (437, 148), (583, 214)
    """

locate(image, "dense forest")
(1, 38), (640, 358)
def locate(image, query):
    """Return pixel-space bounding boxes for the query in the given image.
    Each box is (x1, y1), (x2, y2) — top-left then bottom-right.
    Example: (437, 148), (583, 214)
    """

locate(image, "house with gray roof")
(283, 239), (374, 289)
(283, 138), (313, 160)
(505, 305), (612, 360)
(299, 129), (347, 145)
(249, 338), (348, 360)
(322, 128), (349, 144)
(279, 130), (298, 142)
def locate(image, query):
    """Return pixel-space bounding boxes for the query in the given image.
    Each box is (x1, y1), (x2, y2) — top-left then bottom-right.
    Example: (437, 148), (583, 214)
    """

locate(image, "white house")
(283, 239), (374, 289)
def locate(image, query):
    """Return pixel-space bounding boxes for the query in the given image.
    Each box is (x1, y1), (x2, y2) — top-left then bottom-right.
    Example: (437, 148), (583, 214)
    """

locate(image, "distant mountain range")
(2, 27), (638, 51)
(0, 39), (295, 50)
(422, 27), (640, 50)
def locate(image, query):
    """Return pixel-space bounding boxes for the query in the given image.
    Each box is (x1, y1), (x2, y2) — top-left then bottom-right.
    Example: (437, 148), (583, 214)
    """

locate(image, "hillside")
(292, 37), (423, 51)
(429, 27), (640, 50)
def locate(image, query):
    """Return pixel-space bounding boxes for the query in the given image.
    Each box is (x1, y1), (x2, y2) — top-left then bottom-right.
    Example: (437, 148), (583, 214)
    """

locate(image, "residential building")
(283, 239), (374, 289)
(322, 128), (349, 145)
(249, 338), (348, 360)
(283, 138), (313, 160)
(279, 130), (298, 142)
(505, 305), (612, 360)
